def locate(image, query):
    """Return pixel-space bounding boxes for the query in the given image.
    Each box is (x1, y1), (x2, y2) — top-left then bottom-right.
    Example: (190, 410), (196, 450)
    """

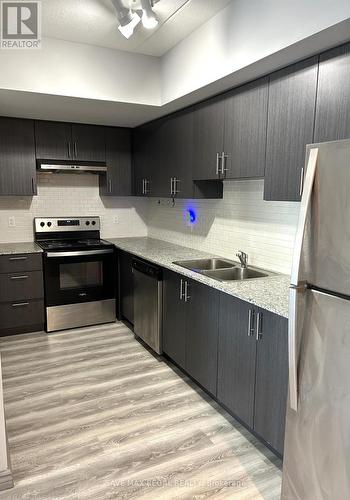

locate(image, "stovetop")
(37, 238), (113, 252)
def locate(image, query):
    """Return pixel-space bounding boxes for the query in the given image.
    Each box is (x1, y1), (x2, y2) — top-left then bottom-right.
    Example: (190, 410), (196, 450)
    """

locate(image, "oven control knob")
(92, 221), (96, 226)
(40, 222), (45, 227)
(47, 222), (52, 227)
(86, 221), (90, 226)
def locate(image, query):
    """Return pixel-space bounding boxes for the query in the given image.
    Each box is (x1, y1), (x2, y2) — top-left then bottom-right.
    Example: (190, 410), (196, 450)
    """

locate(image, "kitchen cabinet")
(133, 121), (159, 197)
(217, 295), (257, 427)
(192, 96), (225, 181)
(0, 252), (44, 336)
(35, 120), (105, 163)
(100, 127), (132, 196)
(35, 121), (72, 161)
(264, 57), (319, 201)
(223, 78), (268, 179)
(314, 43), (350, 143)
(162, 270), (186, 369)
(185, 279), (220, 396)
(0, 117), (37, 196)
(254, 309), (288, 455)
(118, 251), (134, 324)
(217, 293), (288, 456)
(162, 272), (219, 396)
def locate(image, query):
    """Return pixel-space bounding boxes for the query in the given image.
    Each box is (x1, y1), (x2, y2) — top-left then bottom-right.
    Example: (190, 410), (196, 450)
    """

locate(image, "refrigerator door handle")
(289, 286), (299, 411)
(290, 147), (319, 287)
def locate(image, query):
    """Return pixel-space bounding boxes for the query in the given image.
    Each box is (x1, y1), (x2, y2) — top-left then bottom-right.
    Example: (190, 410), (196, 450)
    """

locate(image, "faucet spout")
(236, 251), (248, 269)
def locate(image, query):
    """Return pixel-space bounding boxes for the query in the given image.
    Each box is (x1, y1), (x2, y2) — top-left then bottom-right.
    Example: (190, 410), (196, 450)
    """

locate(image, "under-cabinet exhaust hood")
(37, 160), (107, 174)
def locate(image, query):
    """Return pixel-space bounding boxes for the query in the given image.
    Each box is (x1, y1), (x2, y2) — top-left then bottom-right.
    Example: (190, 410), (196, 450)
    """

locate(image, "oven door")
(43, 249), (116, 307)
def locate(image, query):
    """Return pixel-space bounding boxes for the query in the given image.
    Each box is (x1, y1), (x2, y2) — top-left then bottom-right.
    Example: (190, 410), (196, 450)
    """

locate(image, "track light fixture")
(111, 0), (158, 39)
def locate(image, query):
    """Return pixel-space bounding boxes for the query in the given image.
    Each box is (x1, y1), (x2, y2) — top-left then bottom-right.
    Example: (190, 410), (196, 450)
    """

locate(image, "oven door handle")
(45, 249), (114, 258)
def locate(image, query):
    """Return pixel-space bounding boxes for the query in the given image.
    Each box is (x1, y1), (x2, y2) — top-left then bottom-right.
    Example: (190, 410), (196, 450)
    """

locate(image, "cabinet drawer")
(0, 299), (44, 335)
(0, 271), (44, 302)
(0, 253), (42, 273)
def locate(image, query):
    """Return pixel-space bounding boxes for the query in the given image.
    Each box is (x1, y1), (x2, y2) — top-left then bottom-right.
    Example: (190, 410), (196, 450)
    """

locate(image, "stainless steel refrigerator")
(282, 139), (350, 498)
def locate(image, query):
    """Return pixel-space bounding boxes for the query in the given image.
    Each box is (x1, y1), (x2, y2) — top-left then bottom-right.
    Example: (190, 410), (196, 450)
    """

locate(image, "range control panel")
(34, 217), (100, 233)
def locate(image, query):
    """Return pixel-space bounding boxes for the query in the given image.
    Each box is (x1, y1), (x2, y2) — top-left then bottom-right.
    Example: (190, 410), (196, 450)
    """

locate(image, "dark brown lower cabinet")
(217, 295), (257, 428)
(0, 253), (45, 336)
(162, 270), (186, 369)
(253, 309), (288, 455)
(162, 272), (219, 396)
(216, 293), (288, 456)
(185, 279), (219, 396)
(118, 251), (134, 324)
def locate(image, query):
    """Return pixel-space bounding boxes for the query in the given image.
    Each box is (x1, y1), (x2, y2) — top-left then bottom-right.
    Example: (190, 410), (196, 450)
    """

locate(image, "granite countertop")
(108, 237), (290, 318)
(0, 242), (43, 255)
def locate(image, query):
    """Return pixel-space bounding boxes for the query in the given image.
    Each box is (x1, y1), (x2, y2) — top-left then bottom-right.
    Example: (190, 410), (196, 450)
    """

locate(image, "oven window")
(59, 261), (103, 290)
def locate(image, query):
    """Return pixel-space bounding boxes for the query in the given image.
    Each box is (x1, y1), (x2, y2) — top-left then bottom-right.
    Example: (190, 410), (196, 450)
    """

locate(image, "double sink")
(173, 258), (275, 282)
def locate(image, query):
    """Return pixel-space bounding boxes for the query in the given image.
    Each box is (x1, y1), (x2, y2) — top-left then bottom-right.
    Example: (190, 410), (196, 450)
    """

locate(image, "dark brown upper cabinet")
(314, 43), (350, 143)
(264, 57), (319, 202)
(35, 120), (105, 163)
(0, 117), (37, 196)
(99, 127), (131, 196)
(192, 96), (225, 181)
(223, 77), (268, 179)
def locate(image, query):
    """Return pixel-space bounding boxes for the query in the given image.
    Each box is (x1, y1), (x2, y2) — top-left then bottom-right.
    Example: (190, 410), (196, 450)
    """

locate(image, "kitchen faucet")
(236, 251), (248, 268)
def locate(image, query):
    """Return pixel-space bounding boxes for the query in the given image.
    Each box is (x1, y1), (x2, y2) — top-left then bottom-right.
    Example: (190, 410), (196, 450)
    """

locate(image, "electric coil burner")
(35, 217), (116, 332)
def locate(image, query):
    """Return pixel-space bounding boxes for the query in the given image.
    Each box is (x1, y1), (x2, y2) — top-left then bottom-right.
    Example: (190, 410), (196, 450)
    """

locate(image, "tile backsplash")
(146, 180), (300, 274)
(0, 176), (299, 274)
(0, 173), (148, 242)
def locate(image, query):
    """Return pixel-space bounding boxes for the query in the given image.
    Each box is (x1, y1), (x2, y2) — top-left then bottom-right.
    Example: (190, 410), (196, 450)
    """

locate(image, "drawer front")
(0, 300), (44, 332)
(0, 253), (42, 274)
(0, 271), (44, 302)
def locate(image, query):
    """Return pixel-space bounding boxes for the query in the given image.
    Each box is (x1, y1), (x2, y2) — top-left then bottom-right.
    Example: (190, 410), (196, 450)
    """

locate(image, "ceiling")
(41, 0), (232, 57)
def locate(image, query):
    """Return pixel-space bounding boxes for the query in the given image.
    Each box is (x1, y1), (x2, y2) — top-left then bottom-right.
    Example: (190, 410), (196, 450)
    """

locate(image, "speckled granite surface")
(109, 237), (290, 318)
(0, 242), (43, 255)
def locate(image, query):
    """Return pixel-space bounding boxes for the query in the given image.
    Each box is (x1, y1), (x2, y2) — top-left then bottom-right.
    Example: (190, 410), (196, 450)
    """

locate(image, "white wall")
(0, 174), (148, 243)
(146, 180), (300, 274)
(0, 37), (161, 106)
(161, 0), (350, 103)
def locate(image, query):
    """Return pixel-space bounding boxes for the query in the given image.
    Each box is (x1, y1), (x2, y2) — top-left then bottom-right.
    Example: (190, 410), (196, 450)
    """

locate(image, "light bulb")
(118, 11), (141, 38)
(142, 10), (158, 29)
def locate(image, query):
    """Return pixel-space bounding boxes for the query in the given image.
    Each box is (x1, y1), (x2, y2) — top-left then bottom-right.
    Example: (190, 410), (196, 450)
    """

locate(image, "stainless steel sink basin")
(201, 267), (271, 281)
(173, 258), (236, 271)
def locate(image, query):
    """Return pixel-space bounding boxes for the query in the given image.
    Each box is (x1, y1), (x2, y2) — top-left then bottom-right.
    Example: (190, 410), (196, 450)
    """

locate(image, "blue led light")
(188, 209), (196, 224)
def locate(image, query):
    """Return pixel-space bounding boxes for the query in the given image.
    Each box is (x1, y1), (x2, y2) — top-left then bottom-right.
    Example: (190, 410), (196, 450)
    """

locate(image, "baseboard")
(0, 468), (14, 491)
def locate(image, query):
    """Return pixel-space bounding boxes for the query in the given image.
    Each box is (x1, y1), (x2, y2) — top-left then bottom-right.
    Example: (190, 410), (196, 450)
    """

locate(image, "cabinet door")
(193, 96), (225, 180)
(254, 309), (288, 455)
(35, 120), (72, 160)
(162, 270), (186, 369)
(158, 109), (194, 198)
(100, 127), (131, 196)
(0, 118), (37, 196)
(118, 251), (134, 324)
(185, 279), (219, 396)
(132, 121), (159, 197)
(314, 43), (350, 142)
(71, 124), (106, 162)
(223, 78), (268, 179)
(264, 57), (318, 201)
(217, 295), (257, 427)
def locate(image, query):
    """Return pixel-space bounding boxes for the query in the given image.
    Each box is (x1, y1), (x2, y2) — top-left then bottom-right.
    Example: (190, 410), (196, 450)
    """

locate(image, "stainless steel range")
(35, 217), (116, 332)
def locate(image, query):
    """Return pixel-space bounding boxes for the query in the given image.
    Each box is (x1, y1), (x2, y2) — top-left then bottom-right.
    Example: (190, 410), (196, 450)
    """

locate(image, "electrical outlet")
(8, 216), (15, 227)
(114, 216), (119, 224)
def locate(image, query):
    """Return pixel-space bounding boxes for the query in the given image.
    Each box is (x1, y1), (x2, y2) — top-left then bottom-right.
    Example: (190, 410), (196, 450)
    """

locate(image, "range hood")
(37, 160), (107, 174)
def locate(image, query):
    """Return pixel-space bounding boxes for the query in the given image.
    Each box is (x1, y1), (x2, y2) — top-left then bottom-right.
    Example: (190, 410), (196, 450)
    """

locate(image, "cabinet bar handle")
(248, 309), (255, 336)
(144, 179), (150, 195)
(256, 312), (263, 340)
(109, 179), (112, 193)
(184, 281), (190, 302)
(170, 177), (173, 196)
(142, 179), (145, 195)
(216, 153), (221, 176)
(173, 178), (180, 195)
(221, 152), (228, 176)
(31, 177), (36, 194)
(179, 279), (184, 300)
(74, 141), (78, 158)
(9, 256), (27, 261)
(12, 302), (29, 307)
(299, 167), (305, 197)
(10, 275), (28, 280)
(68, 142), (71, 158)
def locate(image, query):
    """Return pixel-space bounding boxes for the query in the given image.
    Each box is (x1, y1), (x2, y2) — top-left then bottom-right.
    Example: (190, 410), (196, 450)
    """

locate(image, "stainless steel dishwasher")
(132, 258), (163, 354)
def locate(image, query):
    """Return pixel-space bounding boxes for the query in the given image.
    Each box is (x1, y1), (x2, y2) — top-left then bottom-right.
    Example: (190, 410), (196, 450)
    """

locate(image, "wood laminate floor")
(0, 322), (282, 499)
